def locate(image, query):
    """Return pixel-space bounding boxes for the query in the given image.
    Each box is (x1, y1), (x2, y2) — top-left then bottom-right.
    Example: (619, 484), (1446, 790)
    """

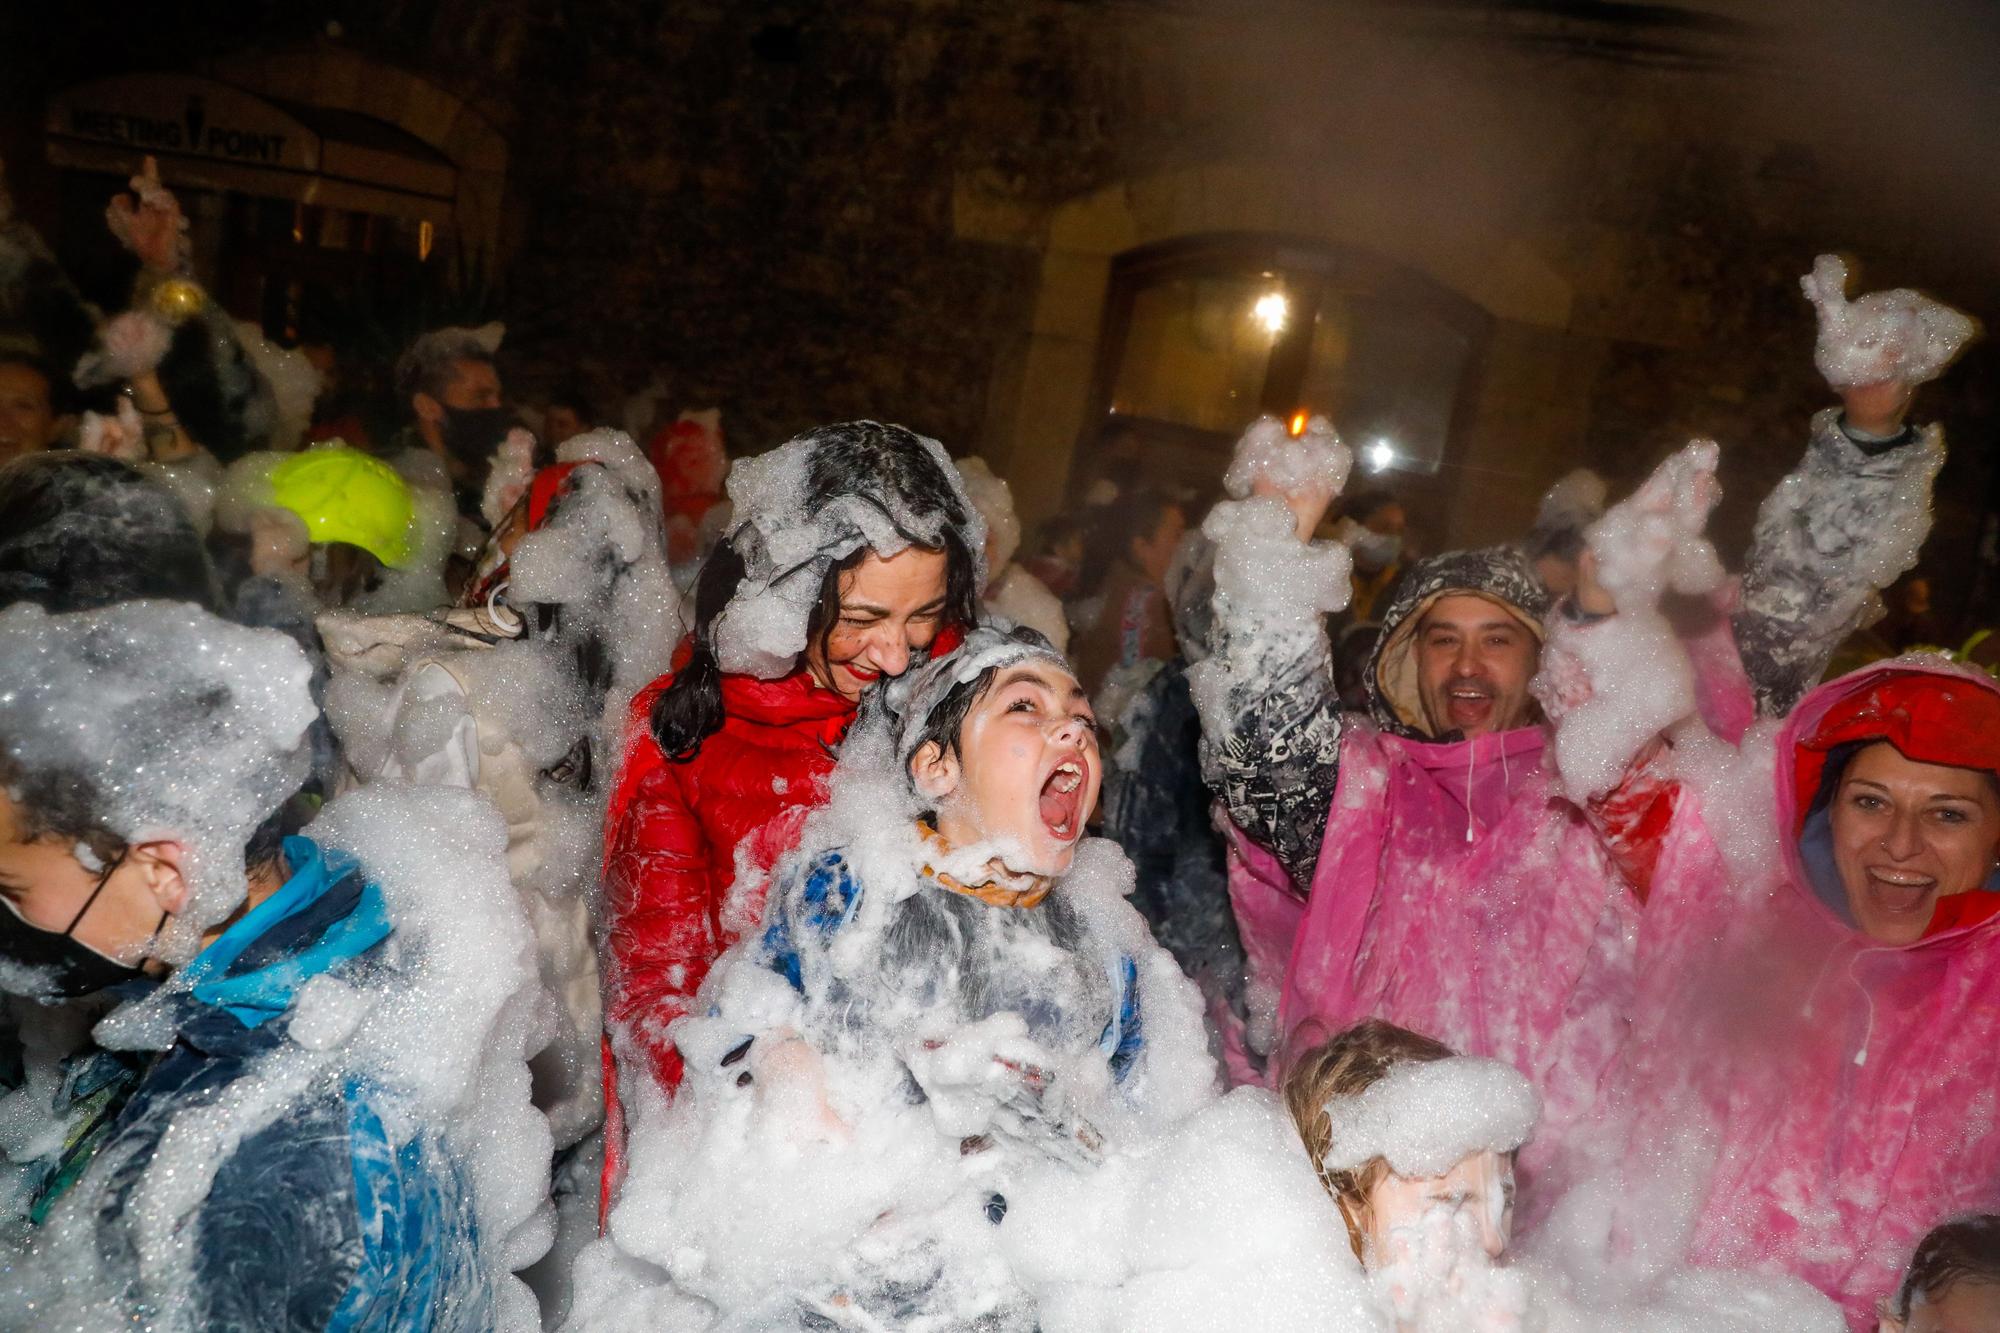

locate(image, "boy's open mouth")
(1039, 759), (1086, 840)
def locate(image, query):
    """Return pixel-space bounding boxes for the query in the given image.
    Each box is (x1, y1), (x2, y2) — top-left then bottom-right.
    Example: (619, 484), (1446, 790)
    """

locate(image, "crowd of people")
(0, 156), (1997, 1333)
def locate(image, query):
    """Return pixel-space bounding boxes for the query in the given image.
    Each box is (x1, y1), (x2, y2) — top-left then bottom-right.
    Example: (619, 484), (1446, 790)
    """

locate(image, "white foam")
(1321, 1057), (1539, 1178)
(1223, 414), (1352, 501)
(1801, 254), (1975, 389)
(0, 601), (312, 957)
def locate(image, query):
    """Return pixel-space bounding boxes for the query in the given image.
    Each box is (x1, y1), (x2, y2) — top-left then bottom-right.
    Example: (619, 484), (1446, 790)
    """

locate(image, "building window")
(1086, 234), (1489, 498)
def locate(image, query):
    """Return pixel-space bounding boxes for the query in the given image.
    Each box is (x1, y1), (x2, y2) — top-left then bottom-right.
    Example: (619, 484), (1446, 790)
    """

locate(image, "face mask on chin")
(0, 853), (152, 1001)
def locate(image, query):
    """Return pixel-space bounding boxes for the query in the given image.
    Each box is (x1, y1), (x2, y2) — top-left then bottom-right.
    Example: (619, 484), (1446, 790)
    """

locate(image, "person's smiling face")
(1413, 595), (1539, 738)
(1830, 741), (2000, 945)
(805, 545), (951, 701)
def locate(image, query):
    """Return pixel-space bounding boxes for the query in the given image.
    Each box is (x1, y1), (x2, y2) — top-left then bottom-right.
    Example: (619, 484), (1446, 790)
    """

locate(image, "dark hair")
(395, 331), (497, 403)
(903, 626), (1058, 779)
(151, 308), (283, 465)
(1080, 488), (1181, 597)
(1526, 523), (1588, 564)
(0, 718), (298, 877)
(647, 422), (981, 760)
(1892, 1215), (2000, 1321)
(1343, 491), (1402, 525)
(0, 452), (218, 613)
(0, 351), (68, 417)
(1034, 512), (1083, 552)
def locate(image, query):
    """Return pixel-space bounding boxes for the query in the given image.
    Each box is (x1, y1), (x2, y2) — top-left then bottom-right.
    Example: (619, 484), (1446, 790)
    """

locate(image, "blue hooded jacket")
(42, 836), (496, 1332)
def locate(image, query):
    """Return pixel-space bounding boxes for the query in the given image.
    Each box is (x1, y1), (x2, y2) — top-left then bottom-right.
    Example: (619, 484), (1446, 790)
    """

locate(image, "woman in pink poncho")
(1591, 658), (2000, 1329)
(1535, 435), (2000, 1326)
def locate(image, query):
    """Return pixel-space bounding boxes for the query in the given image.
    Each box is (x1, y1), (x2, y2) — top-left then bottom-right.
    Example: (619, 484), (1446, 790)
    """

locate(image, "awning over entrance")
(45, 73), (456, 224)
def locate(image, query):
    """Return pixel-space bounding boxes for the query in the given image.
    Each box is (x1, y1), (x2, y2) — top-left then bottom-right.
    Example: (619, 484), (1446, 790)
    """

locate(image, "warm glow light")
(1253, 291), (1290, 336)
(419, 220), (436, 262)
(1365, 438), (1397, 472)
(1288, 411), (1308, 437)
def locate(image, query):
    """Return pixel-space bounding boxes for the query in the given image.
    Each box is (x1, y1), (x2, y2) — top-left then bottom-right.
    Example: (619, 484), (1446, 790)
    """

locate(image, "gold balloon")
(149, 278), (206, 324)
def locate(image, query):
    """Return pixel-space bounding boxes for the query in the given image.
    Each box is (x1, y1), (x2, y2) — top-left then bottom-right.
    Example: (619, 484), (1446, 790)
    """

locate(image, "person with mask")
(599, 420), (983, 1206)
(391, 322), (515, 526)
(1334, 491), (1407, 623)
(1521, 468), (1608, 601)
(1191, 328), (1953, 1180)
(0, 601), (539, 1327)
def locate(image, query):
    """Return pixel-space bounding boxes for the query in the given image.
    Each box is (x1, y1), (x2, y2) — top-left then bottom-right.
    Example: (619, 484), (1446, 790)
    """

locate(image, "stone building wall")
(7, 1), (1998, 615)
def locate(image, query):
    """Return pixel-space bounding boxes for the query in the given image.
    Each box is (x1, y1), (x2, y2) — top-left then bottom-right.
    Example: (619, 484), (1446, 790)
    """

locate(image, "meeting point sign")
(48, 74), (318, 173)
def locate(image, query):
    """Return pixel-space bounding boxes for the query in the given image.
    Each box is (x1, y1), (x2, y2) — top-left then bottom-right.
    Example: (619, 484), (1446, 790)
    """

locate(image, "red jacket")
(601, 661), (854, 1093)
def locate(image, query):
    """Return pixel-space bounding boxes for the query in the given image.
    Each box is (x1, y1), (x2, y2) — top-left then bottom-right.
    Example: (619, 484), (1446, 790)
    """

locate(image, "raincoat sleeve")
(1733, 409), (1945, 716)
(602, 737), (716, 1095)
(187, 1085), (489, 1332)
(1190, 598), (1344, 893)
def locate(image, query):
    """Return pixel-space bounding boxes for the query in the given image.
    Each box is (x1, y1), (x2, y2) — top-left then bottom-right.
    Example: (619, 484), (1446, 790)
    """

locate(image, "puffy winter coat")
(602, 661), (854, 1095)
(1610, 661), (2000, 1328)
(37, 837), (493, 1331)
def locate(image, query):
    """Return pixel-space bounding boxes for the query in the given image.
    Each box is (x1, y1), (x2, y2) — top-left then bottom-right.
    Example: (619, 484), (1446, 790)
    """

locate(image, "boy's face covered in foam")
(917, 659), (1101, 876)
(1361, 1149), (1515, 1270)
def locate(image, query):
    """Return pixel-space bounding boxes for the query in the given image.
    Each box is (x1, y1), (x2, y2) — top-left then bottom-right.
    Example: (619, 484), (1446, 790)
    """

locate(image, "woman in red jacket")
(601, 422), (983, 1125)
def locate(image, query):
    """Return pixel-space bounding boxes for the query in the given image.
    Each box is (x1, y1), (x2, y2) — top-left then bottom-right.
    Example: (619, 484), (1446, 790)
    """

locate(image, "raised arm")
(1188, 418), (1354, 890)
(1735, 256), (1973, 716)
(1534, 442), (1729, 899)
(1537, 440), (1726, 803)
(1732, 399), (1942, 716)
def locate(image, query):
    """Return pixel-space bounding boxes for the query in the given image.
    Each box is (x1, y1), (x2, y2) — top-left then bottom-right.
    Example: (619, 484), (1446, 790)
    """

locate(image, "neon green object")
(266, 447), (415, 568)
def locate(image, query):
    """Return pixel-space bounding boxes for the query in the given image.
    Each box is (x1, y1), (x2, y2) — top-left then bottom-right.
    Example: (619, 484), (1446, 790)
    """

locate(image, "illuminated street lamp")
(1253, 290), (1289, 336)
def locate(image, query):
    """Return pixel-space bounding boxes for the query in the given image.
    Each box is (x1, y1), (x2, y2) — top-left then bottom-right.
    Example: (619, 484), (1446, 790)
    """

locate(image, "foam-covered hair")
(0, 600), (313, 959)
(710, 421), (987, 679)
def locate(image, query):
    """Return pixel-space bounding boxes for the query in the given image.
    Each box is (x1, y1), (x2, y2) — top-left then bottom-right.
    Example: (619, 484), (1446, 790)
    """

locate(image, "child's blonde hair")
(1281, 1018), (1455, 1260)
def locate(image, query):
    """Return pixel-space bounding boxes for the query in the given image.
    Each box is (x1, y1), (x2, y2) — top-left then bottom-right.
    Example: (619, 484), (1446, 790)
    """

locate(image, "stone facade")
(8, 1), (1999, 617)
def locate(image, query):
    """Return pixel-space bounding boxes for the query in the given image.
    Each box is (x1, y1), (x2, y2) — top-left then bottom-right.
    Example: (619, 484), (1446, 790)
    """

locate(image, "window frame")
(1077, 232), (1492, 500)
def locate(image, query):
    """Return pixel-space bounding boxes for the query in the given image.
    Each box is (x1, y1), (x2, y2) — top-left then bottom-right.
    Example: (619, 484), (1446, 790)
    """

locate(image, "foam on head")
(1320, 1056), (1540, 1180)
(0, 600), (312, 958)
(1801, 254), (1975, 390)
(709, 421), (985, 678)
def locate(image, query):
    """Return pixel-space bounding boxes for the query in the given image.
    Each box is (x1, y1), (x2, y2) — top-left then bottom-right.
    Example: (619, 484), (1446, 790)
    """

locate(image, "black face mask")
(0, 852), (151, 1000)
(441, 405), (515, 467)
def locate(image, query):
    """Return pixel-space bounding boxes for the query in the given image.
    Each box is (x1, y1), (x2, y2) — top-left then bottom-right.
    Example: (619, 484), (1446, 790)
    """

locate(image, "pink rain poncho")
(1606, 659), (2000, 1328)
(1278, 718), (1643, 1189)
